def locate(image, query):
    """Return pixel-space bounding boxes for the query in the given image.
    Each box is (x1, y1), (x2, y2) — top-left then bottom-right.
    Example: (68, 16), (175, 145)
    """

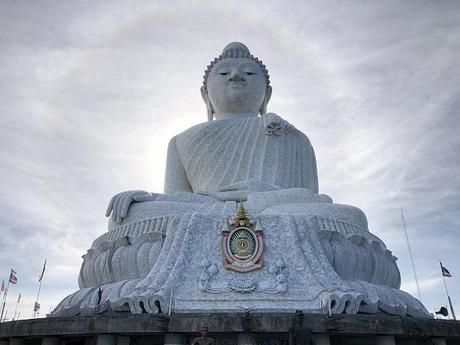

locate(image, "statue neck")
(214, 112), (258, 120)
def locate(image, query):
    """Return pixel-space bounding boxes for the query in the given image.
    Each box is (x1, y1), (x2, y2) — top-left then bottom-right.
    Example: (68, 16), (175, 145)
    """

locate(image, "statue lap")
(78, 187), (395, 291)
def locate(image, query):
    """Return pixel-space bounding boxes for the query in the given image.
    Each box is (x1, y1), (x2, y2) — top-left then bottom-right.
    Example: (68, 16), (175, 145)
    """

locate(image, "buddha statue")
(52, 42), (429, 318)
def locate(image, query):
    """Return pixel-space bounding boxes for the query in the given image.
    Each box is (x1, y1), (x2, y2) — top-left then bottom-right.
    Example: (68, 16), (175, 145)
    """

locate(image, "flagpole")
(440, 260), (456, 320)
(0, 279), (11, 322)
(401, 210), (423, 302)
(12, 293), (20, 321)
(33, 258), (46, 318)
(33, 276), (43, 318)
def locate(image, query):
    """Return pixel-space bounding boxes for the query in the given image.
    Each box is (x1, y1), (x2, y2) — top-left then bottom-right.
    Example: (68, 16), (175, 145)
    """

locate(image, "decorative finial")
(231, 202), (252, 228)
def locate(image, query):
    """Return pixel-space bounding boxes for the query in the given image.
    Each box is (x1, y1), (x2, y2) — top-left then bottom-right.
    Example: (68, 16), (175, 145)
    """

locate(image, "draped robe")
(166, 115), (318, 195)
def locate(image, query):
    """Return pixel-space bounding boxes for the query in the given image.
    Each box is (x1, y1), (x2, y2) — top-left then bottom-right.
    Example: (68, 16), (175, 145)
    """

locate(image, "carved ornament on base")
(222, 203), (264, 272)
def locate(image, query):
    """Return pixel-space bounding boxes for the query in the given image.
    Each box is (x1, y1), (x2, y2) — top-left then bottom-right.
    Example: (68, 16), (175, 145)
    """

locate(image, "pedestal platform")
(1, 313), (459, 345)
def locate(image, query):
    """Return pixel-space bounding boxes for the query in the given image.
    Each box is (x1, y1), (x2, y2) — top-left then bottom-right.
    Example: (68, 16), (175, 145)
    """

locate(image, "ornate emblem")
(199, 258), (287, 294)
(222, 203), (263, 272)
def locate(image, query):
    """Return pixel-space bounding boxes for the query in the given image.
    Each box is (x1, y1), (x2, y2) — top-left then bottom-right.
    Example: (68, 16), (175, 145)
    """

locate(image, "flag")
(0, 280), (4, 292)
(441, 264), (452, 277)
(9, 269), (17, 284)
(38, 259), (47, 282)
(17, 293), (21, 303)
(33, 302), (40, 312)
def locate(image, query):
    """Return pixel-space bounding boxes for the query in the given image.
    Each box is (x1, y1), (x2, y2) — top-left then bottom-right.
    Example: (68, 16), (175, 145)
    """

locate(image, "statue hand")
(204, 190), (250, 201)
(201, 180), (281, 201)
(105, 190), (157, 224)
(218, 180), (281, 193)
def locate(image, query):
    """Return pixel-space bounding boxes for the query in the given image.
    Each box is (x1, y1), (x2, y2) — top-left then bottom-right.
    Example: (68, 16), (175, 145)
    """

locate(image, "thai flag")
(38, 259), (46, 282)
(441, 264), (452, 277)
(9, 269), (17, 284)
(33, 301), (40, 312)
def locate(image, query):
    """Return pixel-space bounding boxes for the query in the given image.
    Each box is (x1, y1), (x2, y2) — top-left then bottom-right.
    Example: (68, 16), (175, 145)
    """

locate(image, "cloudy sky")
(0, 0), (459, 320)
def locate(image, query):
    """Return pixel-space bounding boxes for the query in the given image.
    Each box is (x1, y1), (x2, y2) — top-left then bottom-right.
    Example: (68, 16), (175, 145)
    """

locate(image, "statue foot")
(319, 280), (430, 317)
(116, 287), (169, 314)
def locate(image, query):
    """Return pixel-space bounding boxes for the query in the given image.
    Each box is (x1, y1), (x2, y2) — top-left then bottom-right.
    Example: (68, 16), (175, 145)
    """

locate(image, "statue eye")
(242, 67), (256, 75)
(217, 68), (231, 76)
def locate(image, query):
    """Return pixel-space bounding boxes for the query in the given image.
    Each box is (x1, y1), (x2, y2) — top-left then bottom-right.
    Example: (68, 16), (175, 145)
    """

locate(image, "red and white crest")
(222, 203), (263, 272)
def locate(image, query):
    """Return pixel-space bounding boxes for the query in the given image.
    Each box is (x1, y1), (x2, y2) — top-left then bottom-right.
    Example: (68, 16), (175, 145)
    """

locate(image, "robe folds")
(169, 115), (319, 194)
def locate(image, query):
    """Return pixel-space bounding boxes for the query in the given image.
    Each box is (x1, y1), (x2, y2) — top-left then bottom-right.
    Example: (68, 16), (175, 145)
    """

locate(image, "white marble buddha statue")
(103, 42), (347, 229)
(105, 42), (323, 225)
(52, 42), (429, 318)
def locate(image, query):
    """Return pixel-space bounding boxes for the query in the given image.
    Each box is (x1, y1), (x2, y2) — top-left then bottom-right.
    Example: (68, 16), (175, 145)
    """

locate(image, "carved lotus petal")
(230, 278), (256, 292)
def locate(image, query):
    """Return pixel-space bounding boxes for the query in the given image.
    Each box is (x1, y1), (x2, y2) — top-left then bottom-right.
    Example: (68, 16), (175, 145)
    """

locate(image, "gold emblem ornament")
(222, 203), (264, 272)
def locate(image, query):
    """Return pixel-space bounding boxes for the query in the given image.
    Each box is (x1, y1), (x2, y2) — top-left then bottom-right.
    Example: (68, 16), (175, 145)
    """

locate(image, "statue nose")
(229, 71), (246, 82)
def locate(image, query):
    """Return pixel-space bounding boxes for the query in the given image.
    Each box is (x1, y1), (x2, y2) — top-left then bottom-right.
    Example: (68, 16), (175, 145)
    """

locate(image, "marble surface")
(51, 42), (430, 318)
(54, 210), (427, 317)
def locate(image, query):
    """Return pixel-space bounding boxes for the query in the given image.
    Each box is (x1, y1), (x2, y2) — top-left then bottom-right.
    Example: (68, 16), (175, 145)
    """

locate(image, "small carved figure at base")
(289, 311), (313, 345)
(193, 327), (215, 345)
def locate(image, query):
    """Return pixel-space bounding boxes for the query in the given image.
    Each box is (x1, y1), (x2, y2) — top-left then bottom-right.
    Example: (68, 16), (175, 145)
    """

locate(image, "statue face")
(207, 58), (267, 117)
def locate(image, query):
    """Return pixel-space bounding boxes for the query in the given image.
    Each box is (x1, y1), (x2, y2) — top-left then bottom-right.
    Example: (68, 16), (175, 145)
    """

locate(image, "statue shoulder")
(263, 113), (314, 148)
(173, 121), (211, 147)
(177, 121), (213, 139)
(263, 113), (299, 135)
(175, 117), (261, 150)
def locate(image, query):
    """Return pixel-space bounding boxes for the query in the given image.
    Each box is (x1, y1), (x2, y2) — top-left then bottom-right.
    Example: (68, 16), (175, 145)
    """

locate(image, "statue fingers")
(105, 193), (118, 217)
(132, 193), (157, 202)
(213, 190), (249, 201)
(112, 193), (124, 224)
(218, 181), (247, 192)
(120, 191), (140, 220)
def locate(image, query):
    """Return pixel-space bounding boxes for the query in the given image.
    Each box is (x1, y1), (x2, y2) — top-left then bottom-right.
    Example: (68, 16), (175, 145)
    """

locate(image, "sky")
(0, 0), (459, 320)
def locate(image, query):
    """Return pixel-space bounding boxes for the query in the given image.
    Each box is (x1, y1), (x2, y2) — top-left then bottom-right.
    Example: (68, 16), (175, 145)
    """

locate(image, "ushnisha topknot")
(202, 42), (270, 90)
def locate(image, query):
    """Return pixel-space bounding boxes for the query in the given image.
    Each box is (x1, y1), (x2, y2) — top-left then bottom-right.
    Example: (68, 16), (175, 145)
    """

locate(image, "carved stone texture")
(52, 42), (429, 319)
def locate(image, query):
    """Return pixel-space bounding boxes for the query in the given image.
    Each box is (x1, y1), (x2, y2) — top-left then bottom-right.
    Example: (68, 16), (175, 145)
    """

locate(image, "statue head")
(200, 327), (209, 337)
(201, 42), (272, 121)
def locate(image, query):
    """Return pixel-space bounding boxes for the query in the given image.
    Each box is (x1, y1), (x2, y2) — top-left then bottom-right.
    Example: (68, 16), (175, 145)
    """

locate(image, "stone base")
(1, 313), (460, 345)
(53, 212), (429, 318)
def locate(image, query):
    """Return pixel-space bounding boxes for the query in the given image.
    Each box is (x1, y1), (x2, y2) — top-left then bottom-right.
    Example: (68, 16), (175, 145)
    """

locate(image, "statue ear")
(201, 86), (214, 121)
(260, 86), (272, 115)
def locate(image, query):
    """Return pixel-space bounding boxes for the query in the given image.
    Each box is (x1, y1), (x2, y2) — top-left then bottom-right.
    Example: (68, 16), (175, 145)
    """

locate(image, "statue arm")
(308, 143), (319, 194)
(164, 136), (193, 194)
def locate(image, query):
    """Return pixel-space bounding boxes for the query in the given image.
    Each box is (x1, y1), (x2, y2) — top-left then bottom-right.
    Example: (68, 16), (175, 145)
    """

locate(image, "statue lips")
(229, 82), (247, 89)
